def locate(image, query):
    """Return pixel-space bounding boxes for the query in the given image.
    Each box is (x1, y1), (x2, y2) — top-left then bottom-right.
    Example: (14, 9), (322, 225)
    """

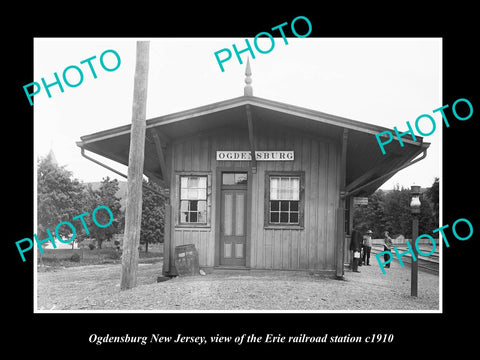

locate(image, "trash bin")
(174, 244), (200, 276)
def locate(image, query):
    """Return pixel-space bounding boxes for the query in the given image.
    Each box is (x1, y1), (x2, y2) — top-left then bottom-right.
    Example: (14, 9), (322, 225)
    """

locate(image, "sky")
(34, 37), (442, 190)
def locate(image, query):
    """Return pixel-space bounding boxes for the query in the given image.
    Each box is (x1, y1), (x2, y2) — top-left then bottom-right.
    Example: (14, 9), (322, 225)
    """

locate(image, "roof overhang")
(77, 95), (429, 195)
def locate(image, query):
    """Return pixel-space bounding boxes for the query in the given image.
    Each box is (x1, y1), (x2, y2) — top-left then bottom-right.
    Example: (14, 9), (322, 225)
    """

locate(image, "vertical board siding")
(317, 142), (327, 270)
(249, 129), (340, 271)
(170, 126), (340, 271)
(171, 134), (217, 268)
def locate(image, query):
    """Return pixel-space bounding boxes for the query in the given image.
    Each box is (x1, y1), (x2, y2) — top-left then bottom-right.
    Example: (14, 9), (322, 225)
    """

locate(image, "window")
(270, 176), (299, 224)
(222, 172), (248, 185)
(265, 172), (304, 228)
(180, 176), (207, 224)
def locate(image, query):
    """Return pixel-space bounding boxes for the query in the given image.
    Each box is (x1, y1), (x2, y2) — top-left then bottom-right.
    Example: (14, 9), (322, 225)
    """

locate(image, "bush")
(108, 251), (121, 260)
(70, 253), (81, 262)
(88, 244), (95, 250)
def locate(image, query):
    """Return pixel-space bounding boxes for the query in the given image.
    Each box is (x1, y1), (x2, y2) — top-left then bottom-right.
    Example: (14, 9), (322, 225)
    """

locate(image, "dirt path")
(36, 262), (439, 311)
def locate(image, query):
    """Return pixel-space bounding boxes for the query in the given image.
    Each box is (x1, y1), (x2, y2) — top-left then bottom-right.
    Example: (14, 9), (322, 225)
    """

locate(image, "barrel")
(174, 244), (200, 276)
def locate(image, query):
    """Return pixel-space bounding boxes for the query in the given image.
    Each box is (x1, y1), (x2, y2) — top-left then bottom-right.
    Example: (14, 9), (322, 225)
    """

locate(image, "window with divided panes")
(180, 176), (207, 224)
(268, 175), (302, 225)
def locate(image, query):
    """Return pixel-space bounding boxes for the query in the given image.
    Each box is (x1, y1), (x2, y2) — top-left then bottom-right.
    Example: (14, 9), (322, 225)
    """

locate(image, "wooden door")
(220, 189), (247, 266)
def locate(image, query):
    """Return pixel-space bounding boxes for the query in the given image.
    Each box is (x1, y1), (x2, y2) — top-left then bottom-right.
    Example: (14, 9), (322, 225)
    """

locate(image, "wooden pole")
(120, 41), (150, 290)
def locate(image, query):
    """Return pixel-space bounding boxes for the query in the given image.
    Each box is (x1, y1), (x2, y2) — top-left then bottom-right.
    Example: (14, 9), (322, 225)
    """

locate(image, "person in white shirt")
(362, 230), (373, 266)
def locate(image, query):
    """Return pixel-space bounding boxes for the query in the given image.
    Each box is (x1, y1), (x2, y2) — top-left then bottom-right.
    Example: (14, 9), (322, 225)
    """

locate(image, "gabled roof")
(77, 95), (429, 196)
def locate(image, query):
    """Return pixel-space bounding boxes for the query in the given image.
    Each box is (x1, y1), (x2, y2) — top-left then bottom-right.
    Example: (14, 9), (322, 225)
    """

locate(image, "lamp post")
(410, 185), (421, 297)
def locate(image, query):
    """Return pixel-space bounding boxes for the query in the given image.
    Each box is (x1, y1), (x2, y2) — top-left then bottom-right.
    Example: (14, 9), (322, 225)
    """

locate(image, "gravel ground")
(36, 261), (439, 311)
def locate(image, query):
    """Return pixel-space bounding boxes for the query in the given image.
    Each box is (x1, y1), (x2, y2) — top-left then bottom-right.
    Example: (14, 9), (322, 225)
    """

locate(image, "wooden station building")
(77, 61), (429, 278)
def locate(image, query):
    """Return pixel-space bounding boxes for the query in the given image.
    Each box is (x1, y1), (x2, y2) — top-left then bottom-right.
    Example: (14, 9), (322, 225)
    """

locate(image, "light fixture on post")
(410, 185), (421, 297)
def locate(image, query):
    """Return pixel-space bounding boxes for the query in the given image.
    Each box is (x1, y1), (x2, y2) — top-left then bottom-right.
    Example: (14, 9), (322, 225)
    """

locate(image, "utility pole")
(121, 41), (150, 290)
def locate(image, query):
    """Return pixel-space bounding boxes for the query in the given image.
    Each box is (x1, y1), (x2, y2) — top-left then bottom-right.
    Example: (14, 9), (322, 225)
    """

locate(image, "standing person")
(350, 229), (363, 273)
(383, 231), (393, 268)
(359, 233), (365, 266)
(362, 230), (373, 266)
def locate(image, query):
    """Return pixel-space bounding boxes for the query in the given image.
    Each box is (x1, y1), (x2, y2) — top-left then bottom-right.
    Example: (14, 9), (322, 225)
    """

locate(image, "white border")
(33, 37), (443, 314)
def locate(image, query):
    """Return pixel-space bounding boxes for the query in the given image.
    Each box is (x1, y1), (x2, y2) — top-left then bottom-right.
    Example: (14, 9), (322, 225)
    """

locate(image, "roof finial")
(244, 57), (253, 96)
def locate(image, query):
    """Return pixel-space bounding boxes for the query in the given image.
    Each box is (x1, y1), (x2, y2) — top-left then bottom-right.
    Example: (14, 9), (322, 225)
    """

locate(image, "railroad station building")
(76, 61), (429, 278)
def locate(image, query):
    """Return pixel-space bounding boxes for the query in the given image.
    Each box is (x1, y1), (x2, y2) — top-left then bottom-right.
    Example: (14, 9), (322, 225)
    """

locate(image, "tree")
(353, 190), (386, 237)
(37, 153), (88, 244)
(353, 179), (440, 240)
(382, 184), (412, 237)
(420, 177), (439, 234)
(140, 180), (167, 252)
(424, 177), (439, 219)
(86, 177), (123, 248)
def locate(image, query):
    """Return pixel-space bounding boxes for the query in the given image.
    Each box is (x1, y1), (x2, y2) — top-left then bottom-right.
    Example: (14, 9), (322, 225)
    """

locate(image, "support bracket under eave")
(150, 127), (170, 188)
(246, 104), (257, 173)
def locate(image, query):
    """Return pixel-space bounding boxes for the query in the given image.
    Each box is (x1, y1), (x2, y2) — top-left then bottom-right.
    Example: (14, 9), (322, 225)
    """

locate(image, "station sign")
(353, 197), (369, 205)
(216, 151), (294, 161)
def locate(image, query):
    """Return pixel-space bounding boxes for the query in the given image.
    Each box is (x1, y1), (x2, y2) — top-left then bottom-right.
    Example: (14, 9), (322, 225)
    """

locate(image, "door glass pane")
(222, 173), (235, 185)
(223, 172), (248, 185)
(235, 173), (248, 184)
